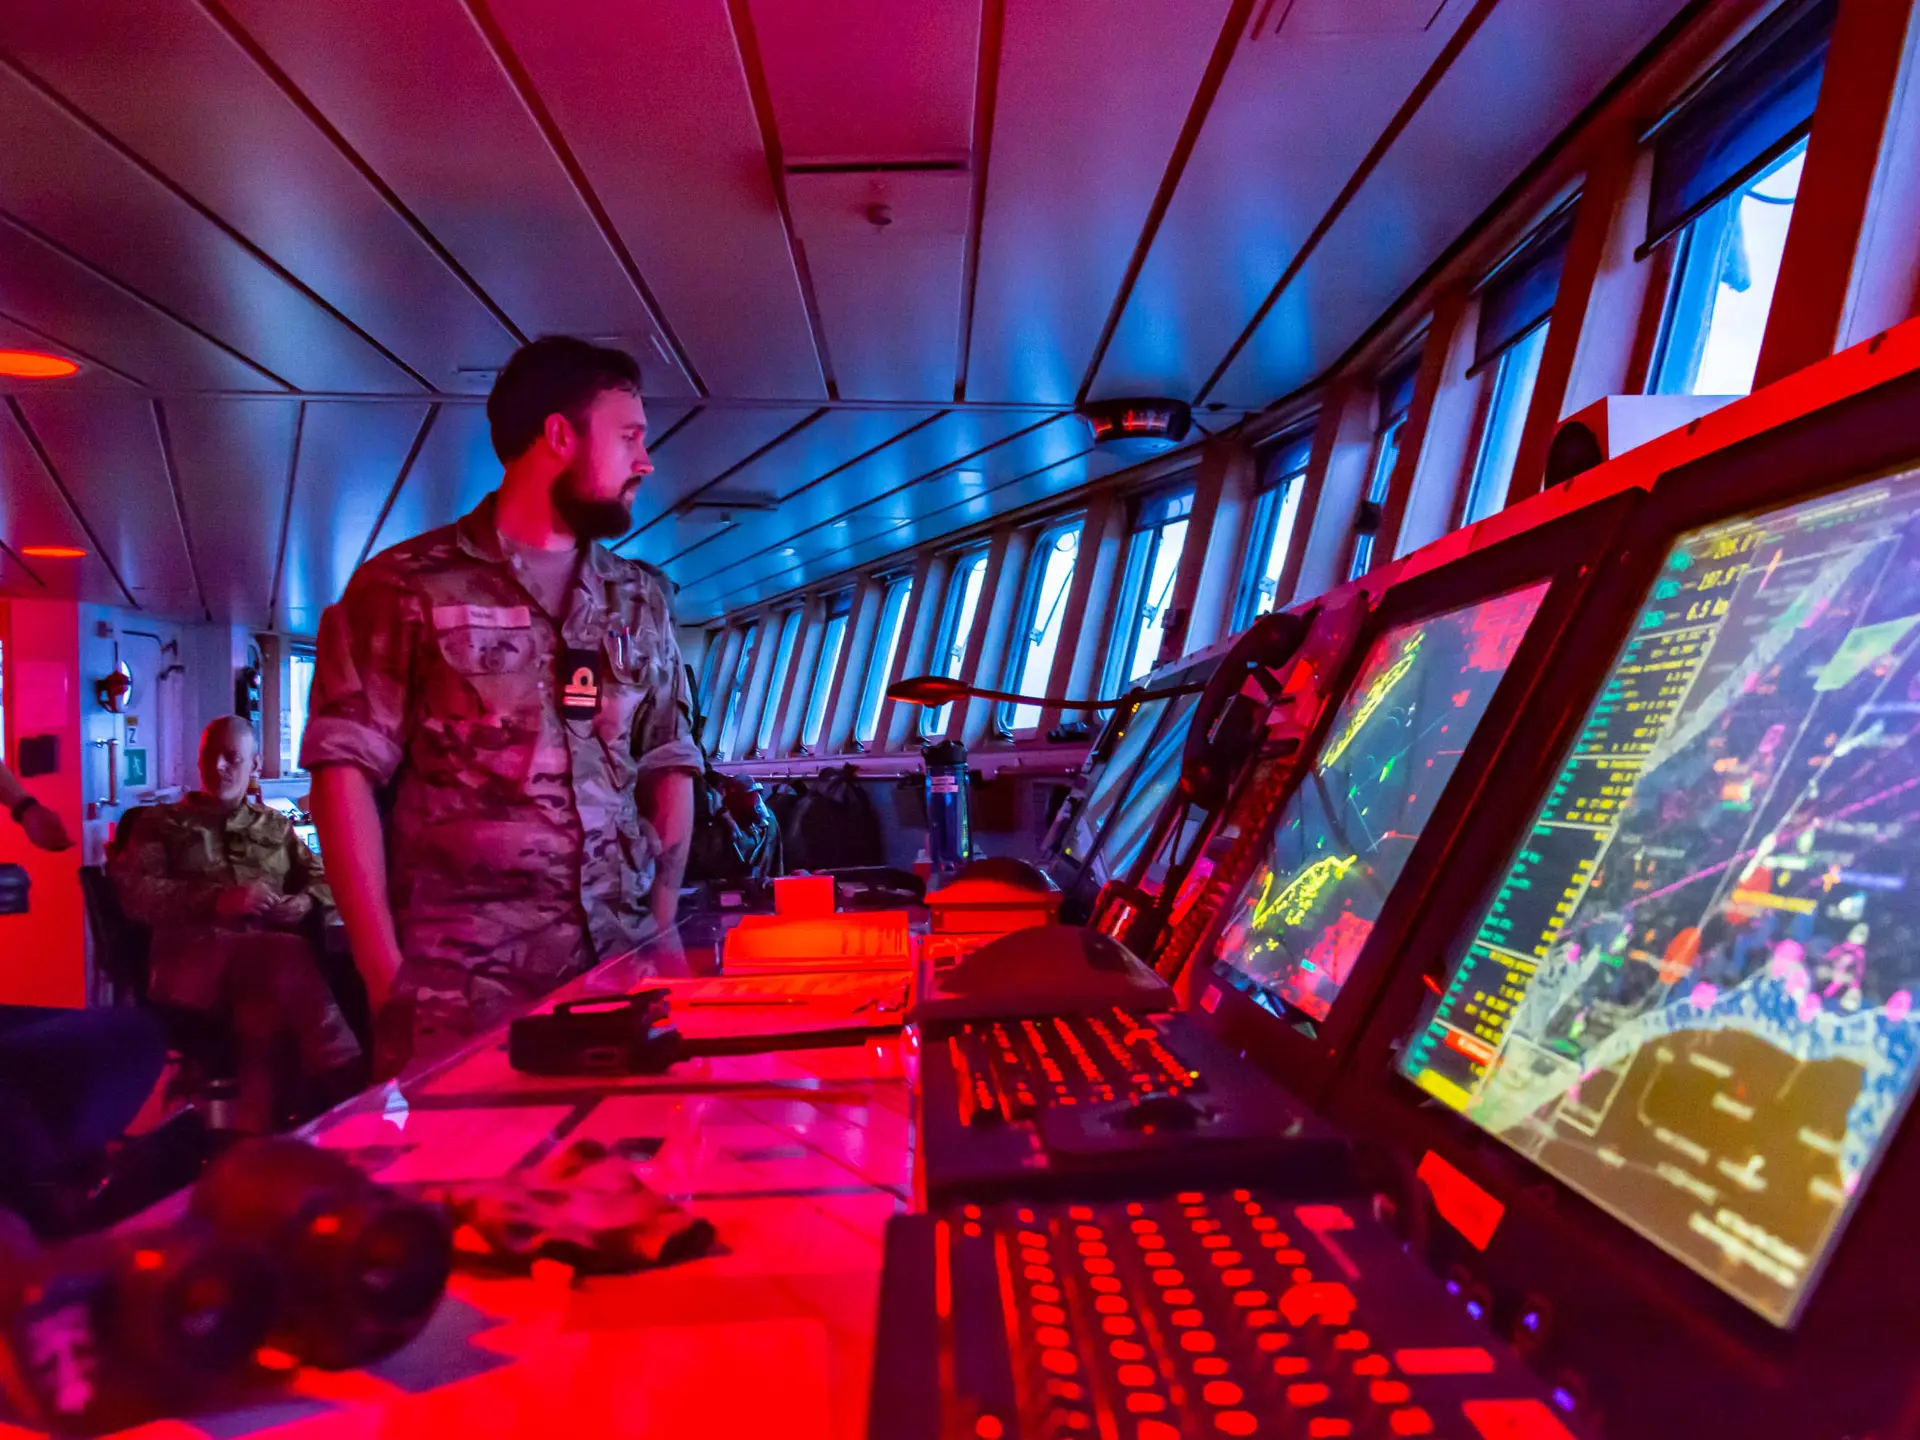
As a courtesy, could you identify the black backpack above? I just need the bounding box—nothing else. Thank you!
[779,765,884,872]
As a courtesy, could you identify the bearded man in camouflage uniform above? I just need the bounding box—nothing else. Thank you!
[304,337,701,1075]
[110,715,361,1131]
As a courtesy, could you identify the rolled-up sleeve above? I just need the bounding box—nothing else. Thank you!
[633,612,703,778]
[300,567,422,784]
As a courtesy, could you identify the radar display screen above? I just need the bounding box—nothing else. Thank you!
[1092,690,1204,885]
[1403,469,1920,1325]
[1215,583,1550,1022]
[1063,689,1195,865]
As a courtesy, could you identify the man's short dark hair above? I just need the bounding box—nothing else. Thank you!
[487,336,642,463]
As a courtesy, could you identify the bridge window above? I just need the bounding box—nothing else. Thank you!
[1350,355,1419,580]
[1001,520,1084,734]
[854,574,913,747]
[1646,0,1832,397]
[1234,433,1313,630]
[715,621,758,756]
[923,548,990,739]
[1105,486,1194,695]
[1461,208,1572,524]
[286,646,316,774]
[801,590,853,752]
[753,608,803,756]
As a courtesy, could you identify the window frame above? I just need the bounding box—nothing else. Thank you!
[1231,434,1313,632]
[997,517,1086,736]
[853,571,914,750]
[1460,321,1550,527]
[1101,484,1196,699]
[799,589,854,754]
[715,621,760,758]
[1349,355,1420,581]
[921,546,992,740]
[751,608,804,757]
[1648,134,1808,399]
[285,643,317,777]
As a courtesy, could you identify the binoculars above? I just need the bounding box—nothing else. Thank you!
[0,1138,452,1434]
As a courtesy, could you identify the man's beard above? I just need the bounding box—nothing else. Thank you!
[552,463,637,542]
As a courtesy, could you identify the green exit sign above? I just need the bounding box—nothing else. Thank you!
[124,747,148,787]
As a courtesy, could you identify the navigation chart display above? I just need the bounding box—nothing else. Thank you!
[1093,690,1202,884]
[1216,583,1550,1022]
[1063,690,1196,867]
[1403,468,1920,1324]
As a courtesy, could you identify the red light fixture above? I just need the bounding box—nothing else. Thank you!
[0,350,80,379]
[19,545,87,559]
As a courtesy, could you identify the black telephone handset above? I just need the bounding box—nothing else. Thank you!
[1178,608,1316,811]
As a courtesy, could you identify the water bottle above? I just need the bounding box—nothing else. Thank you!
[923,739,972,876]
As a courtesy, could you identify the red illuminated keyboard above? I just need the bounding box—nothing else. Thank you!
[919,1010,1352,1204]
[870,1189,1581,1440]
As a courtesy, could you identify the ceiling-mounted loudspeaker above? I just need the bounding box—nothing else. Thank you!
[1076,398,1193,450]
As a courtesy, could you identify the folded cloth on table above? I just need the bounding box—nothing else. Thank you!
[422,1139,716,1275]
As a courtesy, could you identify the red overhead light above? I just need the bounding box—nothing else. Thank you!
[19,545,87,558]
[0,350,80,378]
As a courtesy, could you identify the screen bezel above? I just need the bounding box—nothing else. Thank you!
[1194,490,1646,1106]
[1335,366,1920,1358]
[1057,652,1223,902]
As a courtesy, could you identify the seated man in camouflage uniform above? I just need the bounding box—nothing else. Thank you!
[109,716,362,1132]
[305,337,702,1075]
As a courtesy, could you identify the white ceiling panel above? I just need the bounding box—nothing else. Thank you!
[157,398,302,625]
[1208,0,1691,407]
[483,0,825,400]
[964,0,1236,405]
[1090,10,1473,404]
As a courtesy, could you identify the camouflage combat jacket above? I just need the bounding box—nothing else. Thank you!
[301,495,702,1022]
[108,795,333,972]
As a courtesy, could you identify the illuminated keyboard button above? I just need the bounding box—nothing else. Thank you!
[1212,1254,1246,1270]
[1075,1224,1104,1240]
[1110,1341,1146,1362]
[1127,1394,1166,1414]
[1370,1382,1412,1405]
[1203,1382,1245,1406]
[1202,1235,1233,1249]
[1032,1304,1067,1325]
[1040,1349,1080,1376]
[1018,1231,1048,1248]
[1103,1316,1137,1336]
[1094,1296,1130,1315]
[1194,1219,1223,1234]
[1219,1265,1252,1282]
[1035,1326,1070,1349]
[1079,1241,1109,1258]
[1130,1219,1159,1235]
[1162,1289,1195,1305]
[1273,1356,1310,1376]
[1193,1357,1229,1376]
[974,1418,1004,1439]
[1024,1266,1056,1283]
[1085,1259,1117,1275]
[1250,1217,1280,1233]
[1069,1206,1094,1221]
[1334,1331,1370,1352]
[1030,1284,1061,1302]
[1116,1363,1157,1388]
[1180,1331,1218,1354]
[1257,1334,1293,1353]
[1234,1292,1271,1308]
[1287,1383,1331,1407]
[1143,1251,1175,1267]
[1306,1421,1352,1439]
[1387,1409,1433,1436]
[1214,1411,1258,1436]
[1351,1356,1390,1377]
[1177,1192,1205,1204]
[1140,1421,1181,1440]
[1170,1309,1204,1327]
[1090,1276,1124,1294]
[1152,1270,1187,1288]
